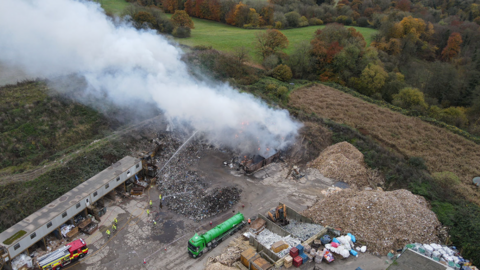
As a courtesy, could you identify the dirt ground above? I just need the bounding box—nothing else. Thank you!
[63,147,387,270]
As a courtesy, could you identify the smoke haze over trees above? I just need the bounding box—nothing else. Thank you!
[0,0,302,155]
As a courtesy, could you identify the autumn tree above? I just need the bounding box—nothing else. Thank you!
[232,46,250,63]
[392,87,428,110]
[162,0,180,13]
[226,2,250,26]
[134,11,157,27]
[441,32,462,61]
[255,29,289,59]
[396,0,411,12]
[272,64,293,81]
[171,10,195,29]
[350,64,388,96]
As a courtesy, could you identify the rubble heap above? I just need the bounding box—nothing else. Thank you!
[205,236,250,269]
[155,134,241,220]
[309,142,369,187]
[282,220,324,241]
[256,228,301,258]
[303,189,441,255]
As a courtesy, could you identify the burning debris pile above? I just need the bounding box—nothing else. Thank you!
[155,133,241,220]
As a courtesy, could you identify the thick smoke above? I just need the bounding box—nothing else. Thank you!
[0,0,302,155]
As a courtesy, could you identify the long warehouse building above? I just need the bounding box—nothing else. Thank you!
[0,156,142,265]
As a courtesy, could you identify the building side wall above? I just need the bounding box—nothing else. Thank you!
[6,160,142,259]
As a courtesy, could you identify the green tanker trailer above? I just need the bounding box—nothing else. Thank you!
[188,212,246,258]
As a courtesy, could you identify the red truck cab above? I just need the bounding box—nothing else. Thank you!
[38,238,89,270]
[69,238,88,259]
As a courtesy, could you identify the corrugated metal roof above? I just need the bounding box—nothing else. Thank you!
[0,156,140,247]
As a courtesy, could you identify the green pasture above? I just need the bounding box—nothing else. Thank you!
[97,0,130,15]
[169,16,378,62]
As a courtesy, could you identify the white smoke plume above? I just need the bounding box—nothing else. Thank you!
[0,0,302,155]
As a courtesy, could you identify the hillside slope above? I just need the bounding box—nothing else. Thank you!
[289,84,480,203]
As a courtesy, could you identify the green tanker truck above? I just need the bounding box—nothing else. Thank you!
[188,212,246,258]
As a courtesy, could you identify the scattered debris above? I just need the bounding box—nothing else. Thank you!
[309,142,371,188]
[205,236,250,269]
[303,189,441,255]
[320,186,343,196]
[282,220,324,241]
[255,228,301,258]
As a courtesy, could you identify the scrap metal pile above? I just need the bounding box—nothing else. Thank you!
[303,189,441,255]
[155,133,241,220]
[256,228,301,258]
[282,220,324,241]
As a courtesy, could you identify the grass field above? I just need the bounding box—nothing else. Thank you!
[289,84,480,204]
[97,0,130,15]
[169,16,378,61]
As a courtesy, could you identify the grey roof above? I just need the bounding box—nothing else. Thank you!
[0,156,140,248]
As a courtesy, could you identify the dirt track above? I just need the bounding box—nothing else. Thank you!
[289,84,480,203]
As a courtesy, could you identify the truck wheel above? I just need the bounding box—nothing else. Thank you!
[79,254,85,258]
[55,266,62,270]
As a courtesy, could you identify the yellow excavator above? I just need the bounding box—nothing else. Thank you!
[267,204,289,226]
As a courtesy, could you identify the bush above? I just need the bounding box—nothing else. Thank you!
[298,16,309,27]
[408,156,427,170]
[285,11,301,27]
[277,86,288,99]
[336,15,350,25]
[172,26,191,38]
[308,17,323,25]
[392,87,428,111]
[274,21,282,29]
[272,64,292,81]
[357,17,369,27]
[440,107,468,128]
[432,171,461,187]
[263,54,279,70]
[266,84,277,92]
[193,45,213,51]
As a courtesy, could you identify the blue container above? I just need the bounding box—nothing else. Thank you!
[296,244,304,253]
[348,233,356,243]
[332,238,340,244]
[350,250,358,257]
[320,235,332,245]
[300,253,308,264]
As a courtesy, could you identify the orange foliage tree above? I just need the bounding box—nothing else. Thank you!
[441,32,463,61]
[226,2,250,26]
[161,0,179,13]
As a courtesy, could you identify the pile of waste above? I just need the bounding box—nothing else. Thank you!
[256,228,301,258]
[11,254,33,270]
[282,220,324,241]
[205,236,250,269]
[309,142,369,187]
[402,243,474,269]
[323,234,365,258]
[303,189,441,255]
[60,224,75,238]
[155,134,241,220]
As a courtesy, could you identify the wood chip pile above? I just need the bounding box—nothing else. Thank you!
[309,142,369,187]
[205,236,250,269]
[303,189,441,255]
